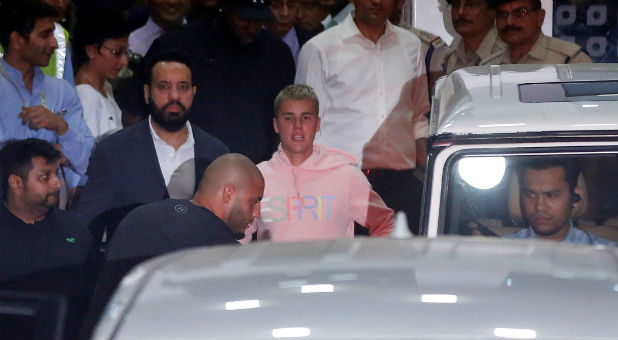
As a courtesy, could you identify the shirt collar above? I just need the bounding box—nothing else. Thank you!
[526,220,575,242]
[321,14,333,27]
[1,58,46,95]
[1,58,44,83]
[454,27,502,61]
[527,32,548,60]
[283,26,298,45]
[340,12,398,43]
[148,115,194,148]
[476,27,503,60]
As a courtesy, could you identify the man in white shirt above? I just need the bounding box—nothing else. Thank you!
[295,0,430,234]
[76,50,229,245]
[129,0,190,57]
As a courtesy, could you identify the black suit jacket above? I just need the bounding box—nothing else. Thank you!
[75,119,229,242]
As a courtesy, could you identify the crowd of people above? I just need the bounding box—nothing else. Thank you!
[0,0,602,338]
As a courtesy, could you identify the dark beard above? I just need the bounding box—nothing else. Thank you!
[148,98,191,132]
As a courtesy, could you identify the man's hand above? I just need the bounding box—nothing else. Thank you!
[18,105,69,135]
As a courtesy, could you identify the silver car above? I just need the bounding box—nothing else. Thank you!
[94,237,618,340]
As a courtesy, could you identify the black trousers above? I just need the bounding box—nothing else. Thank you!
[362,168,424,235]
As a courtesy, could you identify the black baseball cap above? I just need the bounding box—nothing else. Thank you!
[226,0,275,21]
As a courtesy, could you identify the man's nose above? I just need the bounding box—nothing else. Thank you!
[50,34,58,50]
[456,1,467,14]
[254,203,261,219]
[119,54,129,68]
[506,13,517,25]
[169,87,181,100]
[534,196,547,211]
[51,174,62,191]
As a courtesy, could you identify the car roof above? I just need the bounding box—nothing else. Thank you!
[431,63,618,137]
[94,237,618,340]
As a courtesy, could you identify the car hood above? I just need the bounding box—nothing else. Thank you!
[94,237,618,340]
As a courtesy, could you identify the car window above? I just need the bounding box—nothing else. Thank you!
[441,152,618,243]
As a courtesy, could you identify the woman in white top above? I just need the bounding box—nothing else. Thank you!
[73,7,130,139]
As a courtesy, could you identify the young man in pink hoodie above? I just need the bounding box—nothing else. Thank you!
[241,84,394,243]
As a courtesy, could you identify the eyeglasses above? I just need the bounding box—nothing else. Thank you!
[270,0,301,10]
[496,7,540,20]
[448,0,486,11]
[101,45,130,58]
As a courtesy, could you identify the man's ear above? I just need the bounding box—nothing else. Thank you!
[8,174,24,196]
[9,31,26,51]
[143,84,150,104]
[316,116,321,132]
[222,184,236,204]
[537,8,546,27]
[192,86,197,96]
[273,117,279,134]
[572,186,583,206]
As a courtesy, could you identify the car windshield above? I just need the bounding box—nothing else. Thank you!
[441,151,618,244]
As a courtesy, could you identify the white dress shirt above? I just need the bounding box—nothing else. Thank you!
[295,13,430,170]
[148,116,195,186]
[129,16,187,57]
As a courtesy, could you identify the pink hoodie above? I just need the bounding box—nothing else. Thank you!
[241,144,394,243]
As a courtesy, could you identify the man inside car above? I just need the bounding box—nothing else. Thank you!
[506,158,615,246]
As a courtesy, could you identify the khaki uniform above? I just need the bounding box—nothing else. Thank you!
[502,33,593,64]
[400,24,449,96]
[444,27,506,74]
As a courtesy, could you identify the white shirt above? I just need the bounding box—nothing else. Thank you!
[76,82,122,139]
[148,116,195,186]
[295,13,430,170]
[129,16,187,57]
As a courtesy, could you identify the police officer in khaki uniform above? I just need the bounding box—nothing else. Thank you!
[493,0,592,64]
[389,2,449,97]
[443,0,506,74]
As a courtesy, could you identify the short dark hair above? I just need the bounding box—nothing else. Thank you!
[488,0,541,10]
[517,157,581,194]
[0,138,62,199]
[0,0,58,52]
[274,84,320,117]
[72,6,131,71]
[142,49,195,85]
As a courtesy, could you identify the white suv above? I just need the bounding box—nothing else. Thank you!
[422,63,618,243]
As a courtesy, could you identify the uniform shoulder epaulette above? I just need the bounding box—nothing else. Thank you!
[546,36,584,57]
[406,26,444,47]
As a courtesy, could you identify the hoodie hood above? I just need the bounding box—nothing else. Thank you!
[270,143,359,172]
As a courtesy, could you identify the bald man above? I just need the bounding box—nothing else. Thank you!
[104,153,264,263]
[83,154,264,333]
